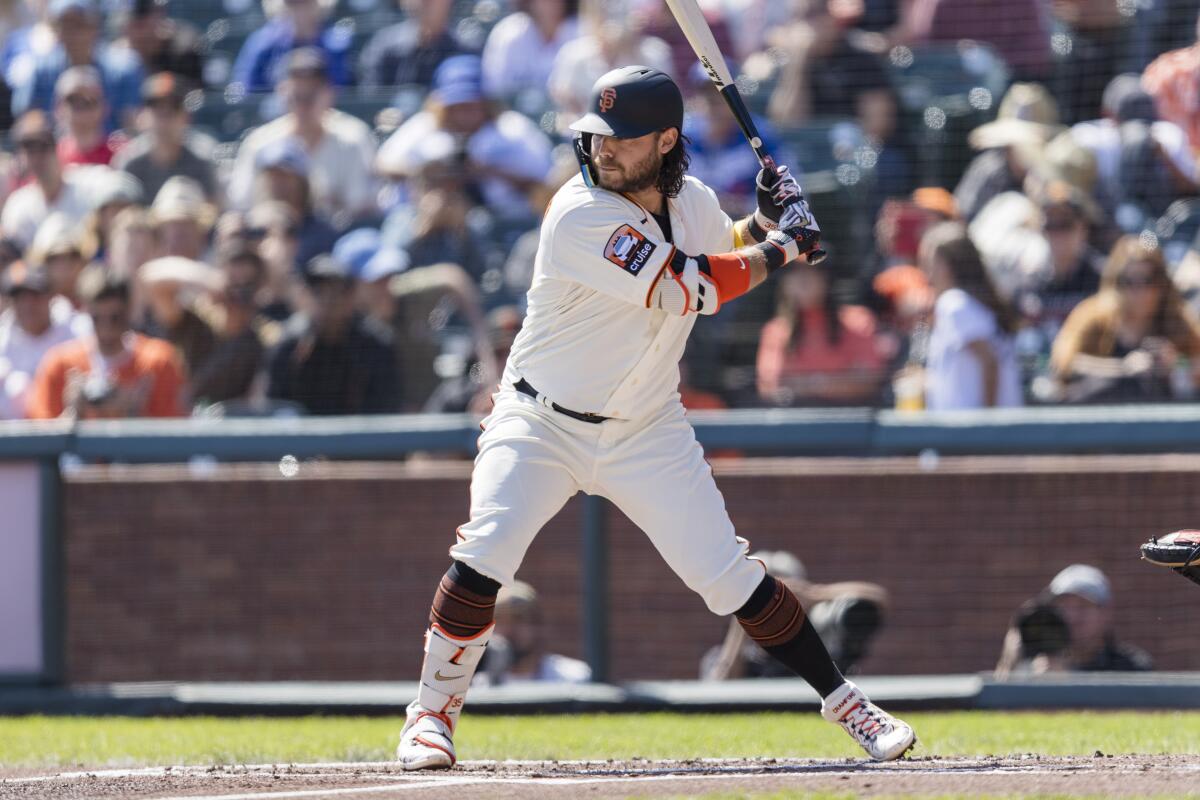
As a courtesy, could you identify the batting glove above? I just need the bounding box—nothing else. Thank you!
[754,164,803,228]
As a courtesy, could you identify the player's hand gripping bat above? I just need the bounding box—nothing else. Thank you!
[664,0,827,265]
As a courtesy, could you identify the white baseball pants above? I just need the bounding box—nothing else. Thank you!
[449,390,765,616]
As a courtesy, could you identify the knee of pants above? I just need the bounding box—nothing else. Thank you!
[694,550,767,617]
[447,515,530,589]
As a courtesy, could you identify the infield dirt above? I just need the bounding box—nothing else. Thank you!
[2,755,1196,799]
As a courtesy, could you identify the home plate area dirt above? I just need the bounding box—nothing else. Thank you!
[2,755,1196,799]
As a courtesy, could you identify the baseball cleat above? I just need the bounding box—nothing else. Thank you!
[821,680,916,762]
[397,702,456,770]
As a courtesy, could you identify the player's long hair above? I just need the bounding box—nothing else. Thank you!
[657,132,691,198]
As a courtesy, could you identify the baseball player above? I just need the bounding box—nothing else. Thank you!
[397,65,916,768]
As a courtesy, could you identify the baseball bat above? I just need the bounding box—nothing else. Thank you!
[663,0,826,264]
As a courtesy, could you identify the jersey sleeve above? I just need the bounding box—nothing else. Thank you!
[546,203,676,308]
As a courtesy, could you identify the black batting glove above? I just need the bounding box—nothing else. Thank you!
[754,164,803,226]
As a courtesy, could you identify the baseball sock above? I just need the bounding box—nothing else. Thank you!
[735,573,845,698]
[429,560,500,637]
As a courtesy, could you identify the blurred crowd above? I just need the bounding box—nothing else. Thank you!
[4,0,1200,421]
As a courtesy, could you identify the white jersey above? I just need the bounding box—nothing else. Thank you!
[503,173,735,421]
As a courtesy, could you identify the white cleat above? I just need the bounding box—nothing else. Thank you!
[397,702,456,770]
[821,680,917,762]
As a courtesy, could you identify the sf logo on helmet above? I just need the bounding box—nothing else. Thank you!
[599,87,617,113]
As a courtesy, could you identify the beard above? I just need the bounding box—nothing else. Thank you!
[594,147,663,193]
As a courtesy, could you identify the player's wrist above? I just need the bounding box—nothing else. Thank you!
[750,210,777,241]
[762,230,799,272]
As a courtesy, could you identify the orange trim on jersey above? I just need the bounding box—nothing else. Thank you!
[643,245,677,308]
[705,252,753,305]
[430,621,495,643]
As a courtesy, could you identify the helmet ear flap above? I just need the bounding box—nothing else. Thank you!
[573,134,598,187]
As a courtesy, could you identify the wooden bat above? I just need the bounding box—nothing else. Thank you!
[663,0,827,263]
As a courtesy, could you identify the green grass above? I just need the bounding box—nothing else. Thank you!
[0,711,1197,769]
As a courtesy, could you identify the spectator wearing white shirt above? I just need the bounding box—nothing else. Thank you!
[481,0,580,99]
[0,110,94,249]
[919,222,1022,410]
[376,55,553,221]
[547,0,673,129]
[228,48,377,229]
[479,581,592,685]
[0,262,85,419]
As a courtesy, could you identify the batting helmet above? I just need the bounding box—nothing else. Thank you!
[570,65,684,138]
[571,65,684,186]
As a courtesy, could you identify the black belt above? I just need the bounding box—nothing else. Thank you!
[514,378,609,424]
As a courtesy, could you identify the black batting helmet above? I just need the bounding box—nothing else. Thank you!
[570,65,684,138]
[571,65,684,186]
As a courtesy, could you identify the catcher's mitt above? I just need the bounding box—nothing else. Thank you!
[1141,530,1200,587]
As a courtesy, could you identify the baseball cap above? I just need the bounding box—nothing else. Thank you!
[1102,73,1157,124]
[332,228,381,276]
[360,248,409,283]
[1049,564,1111,606]
[1,262,50,295]
[49,0,100,20]
[89,171,144,211]
[969,83,1063,150]
[54,66,103,100]
[284,46,330,81]
[255,138,310,177]
[303,254,354,286]
[432,55,484,106]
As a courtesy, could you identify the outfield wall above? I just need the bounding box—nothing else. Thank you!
[63,456,1200,683]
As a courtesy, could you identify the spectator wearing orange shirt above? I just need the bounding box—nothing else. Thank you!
[757,256,890,407]
[26,268,184,419]
[1143,14,1200,155]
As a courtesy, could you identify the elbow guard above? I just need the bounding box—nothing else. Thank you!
[647,249,754,316]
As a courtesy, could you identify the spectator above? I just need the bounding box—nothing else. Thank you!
[385,141,489,281]
[481,0,579,99]
[114,72,218,202]
[387,262,492,411]
[1050,236,1200,403]
[918,222,1022,410]
[26,268,185,419]
[246,141,339,268]
[188,248,269,406]
[0,262,84,419]
[354,247,409,327]
[1003,182,1105,355]
[548,0,672,127]
[266,255,399,414]
[230,48,377,228]
[1143,13,1200,156]
[107,206,161,279]
[243,201,311,319]
[683,61,782,215]
[479,581,592,685]
[12,0,144,132]
[1048,0,1127,125]
[53,66,117,167]
[83,171,144,265]
[114,0,203,86]
[994,564,1153,677]
[359,0,467,90]
[871,188,959,277]
[757,254,890,407]
[232,0,352,93]
[29,214,92,310]
[702,550,890,678]
[425,304,519,414]
[150,176,215,261]
[955,83,1063,222]
[138,255,222,384]
[1,111,94,249]
[377,55,553,222]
